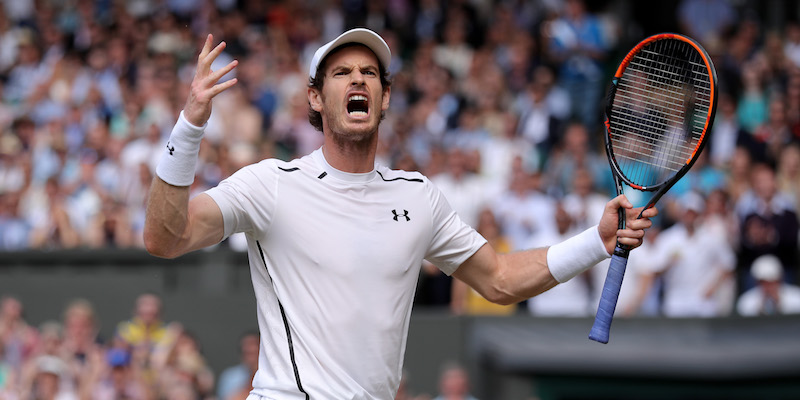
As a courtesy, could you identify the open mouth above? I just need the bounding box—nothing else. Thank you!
[347,95,369,117]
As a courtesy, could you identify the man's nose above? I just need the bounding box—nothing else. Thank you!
[351,70,365,85]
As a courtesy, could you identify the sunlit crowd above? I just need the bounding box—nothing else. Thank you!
[1,0,800,397]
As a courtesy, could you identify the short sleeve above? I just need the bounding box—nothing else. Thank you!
[423,179,487,276]
[204,159,278,239]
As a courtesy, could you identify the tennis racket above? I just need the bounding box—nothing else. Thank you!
[588,33,718,343]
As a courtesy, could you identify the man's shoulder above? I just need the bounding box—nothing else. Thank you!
[375,165,427,184]
[230,155,311,179]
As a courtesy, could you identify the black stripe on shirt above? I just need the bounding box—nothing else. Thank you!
[376,170,423,183]
[256,241,310,399]
[278,166,300,172]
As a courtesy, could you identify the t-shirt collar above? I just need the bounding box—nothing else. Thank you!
[312,147,377,183]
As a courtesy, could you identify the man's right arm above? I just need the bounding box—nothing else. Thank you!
[143,182,223,259]
[143,34,237,258]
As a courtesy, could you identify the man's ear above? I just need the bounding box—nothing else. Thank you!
[381,86,391,111]
[308,88,323,112]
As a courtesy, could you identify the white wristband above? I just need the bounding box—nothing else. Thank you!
[156,111,206,186]
[547,225,610,283]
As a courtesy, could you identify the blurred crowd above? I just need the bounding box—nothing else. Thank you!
[0,0,798,370]
[1,293,483,400]
[0,293,246,400]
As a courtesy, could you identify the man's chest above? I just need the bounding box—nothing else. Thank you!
[266,177,432,276]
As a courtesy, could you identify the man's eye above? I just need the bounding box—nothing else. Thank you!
[364,70,376,76]
[334,71,346,76]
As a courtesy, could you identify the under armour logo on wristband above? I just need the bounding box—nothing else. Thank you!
[392,209,410,221]
[166,141,175,156]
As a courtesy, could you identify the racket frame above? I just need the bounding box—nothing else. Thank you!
[604,33,718,218]
[590,33,718,343]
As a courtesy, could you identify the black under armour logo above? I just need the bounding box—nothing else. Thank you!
[166,141,175,155]
[392,209,410,222]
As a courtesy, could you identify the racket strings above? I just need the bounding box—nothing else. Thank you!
[609,38,711,188]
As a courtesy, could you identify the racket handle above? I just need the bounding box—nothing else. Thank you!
[589,249,629,344]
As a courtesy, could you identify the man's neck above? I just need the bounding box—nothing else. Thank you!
[322,133,378,173]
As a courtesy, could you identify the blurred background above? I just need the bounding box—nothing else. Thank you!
[1,0,799,399]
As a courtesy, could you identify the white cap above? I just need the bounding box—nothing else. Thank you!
[752,254,783,282]
[36,355,66,376]
[679,191,705,214]
[309,28,391,79]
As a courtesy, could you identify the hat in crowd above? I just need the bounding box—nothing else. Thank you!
[309,28,391,79]
[679,191,705,214]
[35,355,66,377]
[106,348,131,368]
[752,254,783,282]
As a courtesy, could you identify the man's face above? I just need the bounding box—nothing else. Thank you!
[309,45,390,142]
[136,295,161,325]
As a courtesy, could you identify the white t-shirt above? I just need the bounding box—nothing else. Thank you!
[430,172,489,228]
[736,285,800,316]
[205,148,486,399]
[649,223,735,317]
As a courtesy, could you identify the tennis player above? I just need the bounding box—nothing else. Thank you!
[144,28,656,399]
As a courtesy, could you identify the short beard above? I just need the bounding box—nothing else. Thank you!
[329,124,376,150]
[325,111,385,148]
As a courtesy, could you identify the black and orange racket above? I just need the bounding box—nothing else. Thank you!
[589,33,717,343]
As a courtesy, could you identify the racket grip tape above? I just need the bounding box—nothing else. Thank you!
[589,249,628,344]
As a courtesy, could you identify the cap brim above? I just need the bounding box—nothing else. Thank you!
[309,28,391,79]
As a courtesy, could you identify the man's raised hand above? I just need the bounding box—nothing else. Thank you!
[183,34,239,127]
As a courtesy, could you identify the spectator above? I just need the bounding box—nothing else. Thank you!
[217,331,259,400]
[394,370,431,400]
[450,208,516,316]
[115,293,168,353]
[645,192,736,317]
[776,143,800,210]
[606,225,664,317]
[737,61,769,137]
[668,151,727,199]
[20,177,80,249]
[750,95,794,165]
[431,147,488,229]
[433,362,478,400]
[0,297,38,370]
[737,254,800,316]
[704,188,739,249]
[60,300,101,376]
[526,203,592,317]
[83,347,150,400]
[708,91,751,169]
[433,18,474,80]
[561,167,609,231]
[514,67,563,162]
[151,327,214,400]
[543,0,609,130]
[86,197,134,248]
[0,343,14,399]
[736,163,799,288]
[20,355,77,400]
[784,22,800,68]
[0,191,32,250]
[0,134,26,196]
[205,84,263,147]
[677,0,737,46]
[4,29,49,105]
[491,166,556,251]
[543,121,610,198]
[726,146,753,204]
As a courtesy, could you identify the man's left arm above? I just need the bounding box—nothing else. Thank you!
[453,195,657,305]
